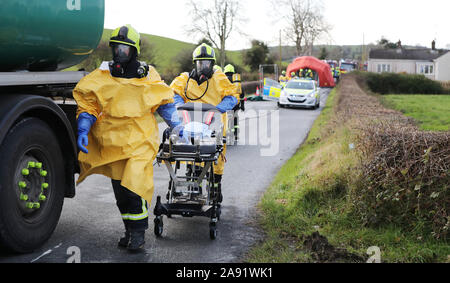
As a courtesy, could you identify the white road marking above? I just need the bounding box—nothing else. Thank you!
[30,243,63,263]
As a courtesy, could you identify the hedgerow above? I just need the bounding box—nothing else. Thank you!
[338,75,449,239]
[354,72,448,95]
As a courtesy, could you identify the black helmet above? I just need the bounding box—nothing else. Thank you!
[109,25,140,64]
[192,43,216,82]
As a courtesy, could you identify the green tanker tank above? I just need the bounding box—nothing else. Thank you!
[0,0,105,71]
[0,0,106,254]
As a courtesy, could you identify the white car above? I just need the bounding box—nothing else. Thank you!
[278,79,321,109]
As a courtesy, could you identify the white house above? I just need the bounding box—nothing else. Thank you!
[368,41,450,81]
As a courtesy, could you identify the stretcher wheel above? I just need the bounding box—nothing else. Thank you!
[209,222,217,240]
[154,217,163,237]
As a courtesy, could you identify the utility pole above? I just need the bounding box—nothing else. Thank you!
[279,29,282,71]
[361,33,366,70]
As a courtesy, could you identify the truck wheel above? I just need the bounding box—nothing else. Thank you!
[0,117,65,253]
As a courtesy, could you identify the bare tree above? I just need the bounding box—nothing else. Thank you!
[186,0,242,68]
[275,0,330,56]
[303,3,331,56]
[283,0,310,56]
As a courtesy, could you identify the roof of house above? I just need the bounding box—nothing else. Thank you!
[369,48,449,61]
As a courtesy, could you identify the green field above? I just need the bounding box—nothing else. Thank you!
[141,32,244,71]
[382,95,450,131]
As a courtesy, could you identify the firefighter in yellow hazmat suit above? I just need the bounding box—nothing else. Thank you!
[279,71,288,84]
[73,25,181,252]
[170,43,239,203]
[224,64,245,144]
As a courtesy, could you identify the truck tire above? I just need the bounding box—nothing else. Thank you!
[0,117,65,253]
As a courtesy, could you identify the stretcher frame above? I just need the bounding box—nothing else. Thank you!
[153,103,225,239]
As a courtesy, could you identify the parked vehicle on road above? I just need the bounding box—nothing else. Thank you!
[278,79,320,109]
[340,60,358,74]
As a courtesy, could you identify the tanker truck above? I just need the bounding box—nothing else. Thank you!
[0,0,105,253]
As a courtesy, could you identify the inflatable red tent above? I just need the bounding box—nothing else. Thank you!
[286,56,335,88]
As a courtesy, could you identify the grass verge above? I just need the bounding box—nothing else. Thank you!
[246,80,449,263]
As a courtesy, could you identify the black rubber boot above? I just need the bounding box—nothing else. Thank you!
[214,174,223,204]
[118,230,130,248]
[217,183,223,204]
[128,231,145,252]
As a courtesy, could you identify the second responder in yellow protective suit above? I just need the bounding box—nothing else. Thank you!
[224,63,245,144]
[279,71,288,84]
[73,25,181,251]
[170,43,239,203]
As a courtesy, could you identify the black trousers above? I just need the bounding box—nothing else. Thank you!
[111,180,149,232]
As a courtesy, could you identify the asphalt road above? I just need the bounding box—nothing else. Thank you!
[0,89,330,263]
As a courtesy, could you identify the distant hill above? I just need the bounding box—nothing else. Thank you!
[269,43,439,64]
[68,29,244,78]
[268,44,373,63]
[68,29,390,78]
[141,31,244,72]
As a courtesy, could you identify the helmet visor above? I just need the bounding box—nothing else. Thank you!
[111,43,133,64]
[195,60,214,77]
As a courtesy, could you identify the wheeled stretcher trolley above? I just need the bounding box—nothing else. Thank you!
[154,103,225,239]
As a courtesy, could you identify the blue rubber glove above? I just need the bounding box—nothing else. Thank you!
[173,94,186,108]
[77,112,97,154]
[157,102,182,129]
[216,96,238,113]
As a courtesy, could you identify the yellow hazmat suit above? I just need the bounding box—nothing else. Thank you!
[73,65,175,203]
[170,71,239,175]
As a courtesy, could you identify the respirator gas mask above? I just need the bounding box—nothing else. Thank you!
[110,43,134,77]
[192,60,214,84]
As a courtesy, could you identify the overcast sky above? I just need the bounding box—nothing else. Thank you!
[104,0,450,50]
